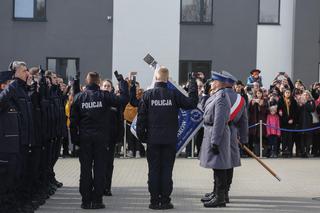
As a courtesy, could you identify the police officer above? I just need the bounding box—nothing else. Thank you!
[46,71,64,189]
[100,79,124,196]
[199,71,231,208]
[70,71,129,209]
[27,67,47,208]
[136,66,198,210]
[0,61,35,213]
[201,71,248,204]
[0,70,20,213]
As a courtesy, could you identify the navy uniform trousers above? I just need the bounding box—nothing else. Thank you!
[147,143,176,204]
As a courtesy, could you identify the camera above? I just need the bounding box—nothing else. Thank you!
[143,53,158,69]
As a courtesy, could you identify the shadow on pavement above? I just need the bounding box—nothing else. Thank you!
[37,186,320,213]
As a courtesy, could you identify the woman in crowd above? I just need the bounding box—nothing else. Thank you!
[101,79,124,196]
[277,89,298,157]
[248,88,267,155]
[297,90,316,158]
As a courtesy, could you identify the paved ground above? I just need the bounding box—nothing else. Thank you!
[37,158,320,213]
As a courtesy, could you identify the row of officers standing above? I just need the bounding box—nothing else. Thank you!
[0,62,249,211]
[0,61,69,213]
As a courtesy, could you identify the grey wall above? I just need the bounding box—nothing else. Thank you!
[179,0,258,82]
[293,0,320,85]
[0,0,113,82]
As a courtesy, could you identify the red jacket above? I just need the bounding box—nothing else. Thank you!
[266,114,281,136]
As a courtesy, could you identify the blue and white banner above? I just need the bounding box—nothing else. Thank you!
[130,80,204,156]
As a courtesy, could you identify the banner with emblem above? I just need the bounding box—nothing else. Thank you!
[130,80,204,156]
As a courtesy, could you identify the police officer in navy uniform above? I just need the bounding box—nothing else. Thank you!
[46,71,64,189]
[0,70,21,213]
[136,66,198,210]
[0,61,36,213]
[199,71,231,208]
[70,71,129,209]
[27,67,47,208]
[201,71,248,205]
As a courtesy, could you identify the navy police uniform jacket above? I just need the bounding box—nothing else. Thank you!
[70,81,129,145]
[0,78,35,147]
[136,81,198,145]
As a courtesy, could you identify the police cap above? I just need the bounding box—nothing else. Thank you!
[221,70,237,84]
[211,71,229,83]
[0,70,12,84]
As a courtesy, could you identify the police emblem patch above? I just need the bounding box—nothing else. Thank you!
[190,109,202,122]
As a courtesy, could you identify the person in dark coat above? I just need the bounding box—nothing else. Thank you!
[298,90,316,158]
[248,88,267,155]
[136,66,198,210]
[0,61,36,213]
[0,70,21,213]
[101,79,125,196]
[70,72,129,209]
[277,89,298,157]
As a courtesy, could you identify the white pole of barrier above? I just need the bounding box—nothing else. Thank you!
[191,137,195,158]
[123,120,127,158]
[260,120,263,158]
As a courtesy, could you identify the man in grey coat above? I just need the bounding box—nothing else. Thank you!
[201,71,248,204]
[199,71,231,208]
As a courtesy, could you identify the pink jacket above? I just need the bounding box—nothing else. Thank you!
[266,114,281,136]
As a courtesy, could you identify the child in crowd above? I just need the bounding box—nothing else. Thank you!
[266,105,281,158]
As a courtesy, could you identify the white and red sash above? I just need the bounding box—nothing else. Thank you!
[229,94,245,122]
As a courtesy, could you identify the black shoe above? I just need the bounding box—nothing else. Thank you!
[201,192,215,203]
[81,203,92,209]
[161,202,174,210]
[54,180,63,188]
[149,203,161,210]
[103,190,113,196]
[203,196,226,208]
[91,202,105,209]
[21,204,35,213]
[204,191,214,197]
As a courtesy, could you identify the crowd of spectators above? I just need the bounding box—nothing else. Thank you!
[186,69,320,158]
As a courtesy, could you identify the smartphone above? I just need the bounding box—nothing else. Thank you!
[130,71,137,76]
[114,70,119,77]
[143,54,155,65]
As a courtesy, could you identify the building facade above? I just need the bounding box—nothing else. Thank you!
[0,0,319,87]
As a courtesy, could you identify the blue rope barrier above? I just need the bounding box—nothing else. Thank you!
[263,123,320,132]
[248,123,260,129]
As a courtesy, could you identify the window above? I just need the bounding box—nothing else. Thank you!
[181,0,213,24]
[258,0,280,25]
[47,58,80,82]
[14,0,46,20]
[179,60,212,84]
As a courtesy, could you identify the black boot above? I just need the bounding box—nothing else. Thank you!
[203,192,226,208]
[91,202,106,209]
[225,191,230,203]
[103,189,112,196]
[201,191,215,203]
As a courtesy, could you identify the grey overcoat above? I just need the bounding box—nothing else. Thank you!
[199,89,232,169]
